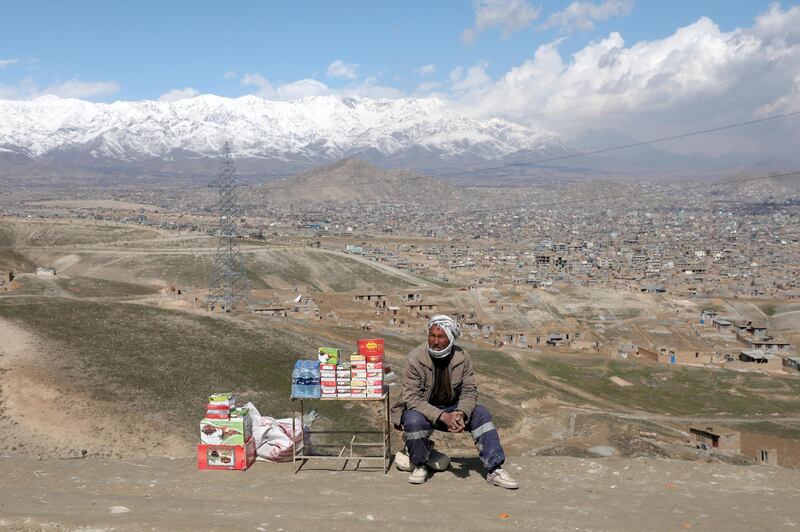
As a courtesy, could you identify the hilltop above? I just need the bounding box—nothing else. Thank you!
[254,158,465,205]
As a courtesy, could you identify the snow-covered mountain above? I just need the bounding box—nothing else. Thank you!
[0,94,570,177]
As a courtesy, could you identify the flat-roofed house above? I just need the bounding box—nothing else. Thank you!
[689,425,740,451]
[712,318,733,332]
[783,356,800,373]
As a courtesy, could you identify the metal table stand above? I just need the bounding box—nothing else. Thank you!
[290,392,391,476]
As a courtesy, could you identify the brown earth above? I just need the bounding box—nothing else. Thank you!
[0,456,798,531]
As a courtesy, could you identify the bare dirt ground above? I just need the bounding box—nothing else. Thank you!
[0,456,797,531]
[0,316,187,459]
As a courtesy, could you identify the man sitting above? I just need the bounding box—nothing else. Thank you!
[391,315,518,489]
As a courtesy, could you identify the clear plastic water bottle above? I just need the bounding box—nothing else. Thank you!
[309,360,321,398]
[302,360,312,398]
[291,360,303,398]
[292,360,322,398]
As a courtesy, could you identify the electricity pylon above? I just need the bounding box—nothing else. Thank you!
[207,141,249,311]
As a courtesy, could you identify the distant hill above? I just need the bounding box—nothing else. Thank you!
[252,158,466,205]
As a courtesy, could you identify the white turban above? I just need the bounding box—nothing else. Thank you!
[427,315,461,359]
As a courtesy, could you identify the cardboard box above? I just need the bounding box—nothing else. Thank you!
[350,354,366,362]
[318,347,340,364]
[321,379,337,387]
[320,363,337,372]
[350,393,368,398]
[200,413,253,445]
[197,437,255,470]
[205,403,231,416]
[208,392,236,408]
[366,362,383,370]
[358,339,384,356]
[320,370,336,378]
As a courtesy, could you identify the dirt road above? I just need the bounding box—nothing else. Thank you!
[1,456,797,531]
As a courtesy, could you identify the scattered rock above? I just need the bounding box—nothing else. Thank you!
[589,446,616,457]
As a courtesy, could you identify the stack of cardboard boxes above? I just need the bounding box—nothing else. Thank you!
[297,340,386,400]
[359,339,385,398]
[336,363,351,397]
[319,348,340,399]
[350,353,367,398]
[197,393,256,470]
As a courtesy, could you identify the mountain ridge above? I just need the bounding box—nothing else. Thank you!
[0,94,568,168]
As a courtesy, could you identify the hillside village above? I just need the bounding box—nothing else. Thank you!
[2,161,800,476]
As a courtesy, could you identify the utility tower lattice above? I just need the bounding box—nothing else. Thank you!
[207,142,249,311]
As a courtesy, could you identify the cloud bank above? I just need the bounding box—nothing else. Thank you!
[462,0,541,43]
[541,0,634,33]
[451,4,800,154]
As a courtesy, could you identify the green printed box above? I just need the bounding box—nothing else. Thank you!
[200,410,252,445]
[318,347,341,364]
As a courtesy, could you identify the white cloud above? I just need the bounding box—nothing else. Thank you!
[451,61,492,94]
[241,73,329,99]
[450,3,800,157]
[275,79,331,99]
[0,58,20,68]
[415,81,445,93]
[240,72,401,100]
[326,59,359,80]
[542,0,634,33]
[158,87,201,102]
[0,77,120,100]
[462,0,541,43]
[414,64,437,77]
[43,80,120,99]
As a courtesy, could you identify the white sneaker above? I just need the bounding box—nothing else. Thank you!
[486,468,519,489]
[408,466,428,484]
[396,448,450,472]
[395,450,412,472]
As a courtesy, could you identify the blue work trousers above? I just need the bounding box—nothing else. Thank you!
[401,404,505,472]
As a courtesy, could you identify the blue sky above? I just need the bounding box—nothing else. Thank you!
[0,1,787,101]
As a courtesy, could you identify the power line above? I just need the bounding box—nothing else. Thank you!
[249,110,800,194]
[428,110,800,178]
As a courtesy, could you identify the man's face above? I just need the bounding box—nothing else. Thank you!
[428,324,450,351]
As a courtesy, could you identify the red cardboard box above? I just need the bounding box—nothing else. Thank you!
[358,339,384,357]
[197,437,256,470]
[205,404,231,420]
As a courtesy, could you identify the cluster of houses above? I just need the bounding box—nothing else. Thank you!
[619,309,797,373]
